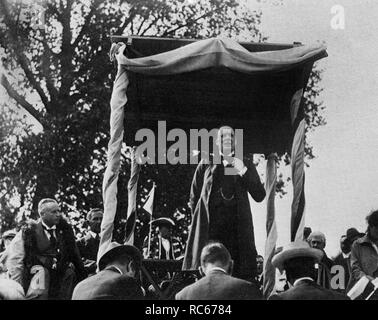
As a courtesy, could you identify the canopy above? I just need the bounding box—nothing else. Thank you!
[98,36,327,266]
[114,37,326,155]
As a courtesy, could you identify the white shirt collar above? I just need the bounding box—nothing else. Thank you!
[342,252,351,259]
[207,266,228,275]
[41,220,56,230]
[293,277,314,287]
[107,265,123,275]
[88,230,98,239]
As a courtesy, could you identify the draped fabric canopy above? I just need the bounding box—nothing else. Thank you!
[116,37,326,75]
[98,37,327,266]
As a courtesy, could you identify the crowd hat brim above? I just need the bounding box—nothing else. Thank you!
[98,242,142,271]
[345,228,365,241]
[272,241,324,271]
[150,217,175,227]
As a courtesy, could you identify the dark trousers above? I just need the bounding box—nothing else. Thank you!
[208,201,240,275]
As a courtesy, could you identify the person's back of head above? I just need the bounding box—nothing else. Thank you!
[200,242,233,276]
[283,256,316,285]
[111,251,142,279]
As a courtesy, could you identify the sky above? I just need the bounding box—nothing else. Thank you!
[248,0,378,258]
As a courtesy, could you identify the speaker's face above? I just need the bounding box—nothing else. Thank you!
[217,126,235,155]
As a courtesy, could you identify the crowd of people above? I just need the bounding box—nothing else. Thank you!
[0,127,377,300]
[0,196,377,300]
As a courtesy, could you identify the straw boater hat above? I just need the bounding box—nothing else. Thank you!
[98,242,142,271]
[150,217,175,227]
[272,241,324,271]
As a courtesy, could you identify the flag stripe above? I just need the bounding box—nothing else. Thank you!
[143,184,156,215]
[124,151,141,244]
[290,109,306,241]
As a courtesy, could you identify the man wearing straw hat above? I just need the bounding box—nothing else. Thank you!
[142,217,182,260]
[268,241,349,300]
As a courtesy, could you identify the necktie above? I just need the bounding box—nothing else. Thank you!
[46,229,57,248]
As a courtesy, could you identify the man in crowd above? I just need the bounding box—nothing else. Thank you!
[183,126,266,281]
[176,242,261,300]
[349,210,378,290]
[303,227,312,242]
[333,235,350,292]
[255,254,264,291]
[6,198,86,299]
[269,241,349,300]
[143,217,182,260]
[333,228,364,292]
[77,208,103,275]
[308,231,334,289]
[72,242,144,300]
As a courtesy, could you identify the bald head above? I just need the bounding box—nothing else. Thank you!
[308,231,326,250]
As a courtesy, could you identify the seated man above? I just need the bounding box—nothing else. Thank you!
[72,242,144,300]
[175,242,261,300]
[269,241,349,300]
[77,208,103,275]
[6,198,86,299]
[308,231,334,289]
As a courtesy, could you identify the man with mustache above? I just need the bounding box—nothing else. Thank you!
[6,198,86,299]
[77,208,103,275]
[183,126,266,282]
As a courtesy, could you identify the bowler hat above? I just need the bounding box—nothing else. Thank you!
[346,228,364,242]
[272,241,323,271]
[98,242,142,271]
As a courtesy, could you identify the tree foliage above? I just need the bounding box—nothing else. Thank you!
[0,0,325,250]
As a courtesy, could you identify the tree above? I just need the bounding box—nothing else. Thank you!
[0,0,325,249]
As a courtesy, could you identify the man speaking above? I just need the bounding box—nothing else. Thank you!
[183,126,266,281]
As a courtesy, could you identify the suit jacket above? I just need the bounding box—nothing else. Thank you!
[269,279,349,300]
[72,267,144,300]
[6,219,86,288]
[333,252,351,292]
[349,235,378,290]
[182,158,266,280]
[77,233,100,262]
[175,269,262,300]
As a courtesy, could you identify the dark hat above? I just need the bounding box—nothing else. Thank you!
[98,242,142,271]
[151,217,175,227]
[346,228,364,242]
